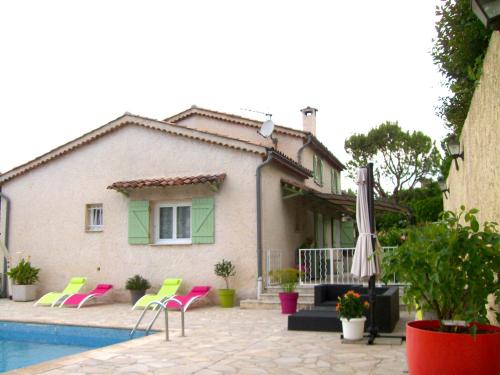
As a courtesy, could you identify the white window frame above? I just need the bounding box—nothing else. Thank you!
[154,202,192,245]
[86,204,103,232]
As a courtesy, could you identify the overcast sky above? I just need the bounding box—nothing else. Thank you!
[0,1,448,187]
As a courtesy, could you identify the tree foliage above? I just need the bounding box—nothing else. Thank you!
[432,0,491,139]
[344,121,441,202]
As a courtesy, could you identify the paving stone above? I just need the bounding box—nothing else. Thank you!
[0,300,407,375]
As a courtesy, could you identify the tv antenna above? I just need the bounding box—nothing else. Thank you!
[240,108,278,145]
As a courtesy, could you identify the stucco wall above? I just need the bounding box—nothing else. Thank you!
[443,31,499,325]
[444,32,500,225]
[173,116,305,163]
[3,125,261,302]
[174,115,343,194]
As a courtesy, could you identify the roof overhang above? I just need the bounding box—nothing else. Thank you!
[107,174,226,195]
[281,179,407,215]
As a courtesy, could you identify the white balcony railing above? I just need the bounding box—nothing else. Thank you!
[265,247,399,287]
[298,247,398,285]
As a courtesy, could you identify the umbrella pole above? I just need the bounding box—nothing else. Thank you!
[366,163,379,345]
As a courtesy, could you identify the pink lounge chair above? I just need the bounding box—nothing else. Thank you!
[60,284,113,309]
[130,286,211,340]
[166,286,211,311]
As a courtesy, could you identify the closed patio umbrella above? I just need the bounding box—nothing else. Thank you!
[351,167,380,281]
[350,163,380,344]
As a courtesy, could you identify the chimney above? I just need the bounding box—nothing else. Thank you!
[300,106,318,136]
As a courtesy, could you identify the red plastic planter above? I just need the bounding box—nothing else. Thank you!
[279,292,299,314]
[406,320,500,375]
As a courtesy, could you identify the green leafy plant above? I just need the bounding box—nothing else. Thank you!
[381,207,500,333]
[125,275,151,291]
[214,259,236,289]
[7,258,40,285]
[336,290,370,320]
[269,268,302,293]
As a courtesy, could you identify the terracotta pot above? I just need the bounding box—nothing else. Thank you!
[406,320,500,375]
[279,292,298,314]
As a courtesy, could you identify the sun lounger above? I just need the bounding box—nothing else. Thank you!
[60,284,113,309]
[34,277,87,307]
[166,285,211,311]
[130,286,212,340]
[132,278,182,310]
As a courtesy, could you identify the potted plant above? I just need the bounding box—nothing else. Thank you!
[336,290,370,340]
[382,207,500,375]
[214,259,236,308]
[7,257,40,302]
[269,268,301,314]
[125,274,151,306]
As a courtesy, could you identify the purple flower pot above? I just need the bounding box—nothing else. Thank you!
[279,292,299,314]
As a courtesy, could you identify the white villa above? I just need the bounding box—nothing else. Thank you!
[0,106,401,302]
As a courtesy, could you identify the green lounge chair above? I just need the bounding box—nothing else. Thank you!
[34,277,87,307]
[132,278,182,310]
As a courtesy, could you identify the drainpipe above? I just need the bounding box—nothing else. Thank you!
[297,133,313,165]
[256,151,273,299]
[0,189,11,298]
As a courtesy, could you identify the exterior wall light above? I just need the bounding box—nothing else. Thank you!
[447,138,464,171]
[438,178,450,199]
[472,0,500,30]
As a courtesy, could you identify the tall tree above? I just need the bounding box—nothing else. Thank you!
[344,121,441,202]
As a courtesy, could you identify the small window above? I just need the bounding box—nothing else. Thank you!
[155,203,191,244]
[86,204,103,232]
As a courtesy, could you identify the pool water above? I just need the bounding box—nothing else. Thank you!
[0,321,148,373]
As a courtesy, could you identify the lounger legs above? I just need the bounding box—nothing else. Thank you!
[181,309,185,337]
[164,309,169,341]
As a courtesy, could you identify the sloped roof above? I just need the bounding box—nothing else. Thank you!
[0,113,311,184]
[281,179,407,214]
[165,106,345,171]
[108,174,226,191]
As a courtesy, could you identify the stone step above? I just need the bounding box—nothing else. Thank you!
[258,293,314,303]
[240,299,312,310]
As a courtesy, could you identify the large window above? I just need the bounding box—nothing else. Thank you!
[86,204,103,232]
[155,203,191,244]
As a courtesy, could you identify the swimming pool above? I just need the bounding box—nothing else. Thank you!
[0,321,148,373]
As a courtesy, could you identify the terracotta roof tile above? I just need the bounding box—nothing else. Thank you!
[107,173,226,191]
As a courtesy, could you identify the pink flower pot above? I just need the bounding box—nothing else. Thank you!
[279,292,299,314]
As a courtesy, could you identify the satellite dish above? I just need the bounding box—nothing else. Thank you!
[258,118,275,138]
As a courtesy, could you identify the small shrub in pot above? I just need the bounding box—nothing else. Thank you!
[214,259,236,308]
[125,274,151,305]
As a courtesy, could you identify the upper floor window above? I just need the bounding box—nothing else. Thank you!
[155,203,192,244]
[331,169,341,194]
[313,154,323,186]
[86,204,103,232]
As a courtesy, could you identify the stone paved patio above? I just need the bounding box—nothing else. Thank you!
[0,299,408,374]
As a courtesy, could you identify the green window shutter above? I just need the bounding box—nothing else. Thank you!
[336,171,341,194]
[330,169,334,193]
[323,217,329,247]
[192,197,215,244]
[340,220,355,248]
[128,200,150,244]
[312,155,318,182]
[318,159,323,186]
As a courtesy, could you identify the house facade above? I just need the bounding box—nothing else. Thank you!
[0,106,373,302]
